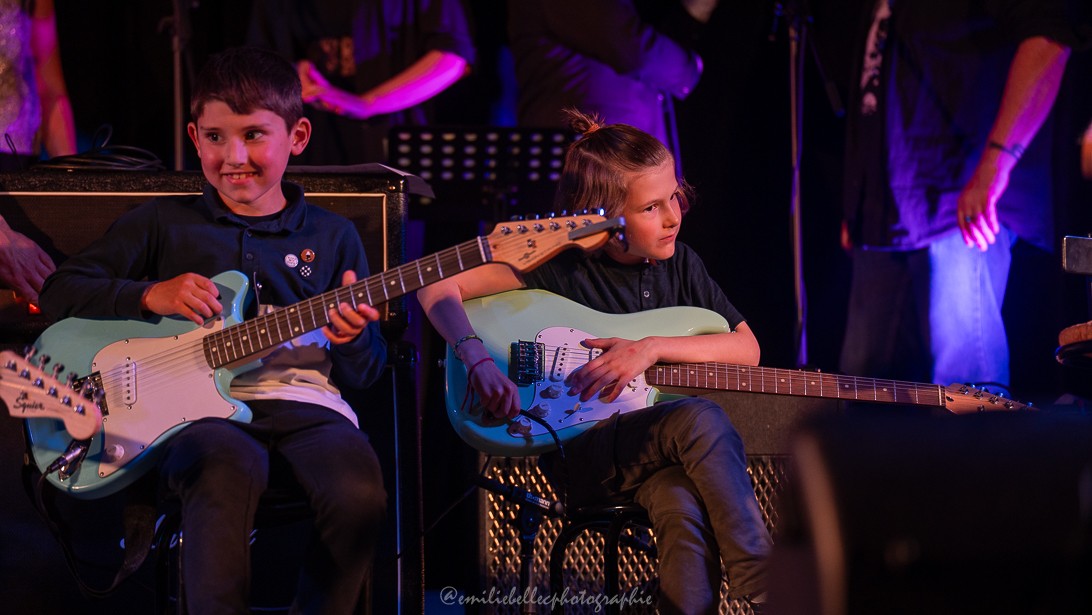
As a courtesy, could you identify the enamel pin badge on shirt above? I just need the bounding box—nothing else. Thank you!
[285,249,317,277]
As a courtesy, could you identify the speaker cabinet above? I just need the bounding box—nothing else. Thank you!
[769,411,1092,615]
[477,394,841,614]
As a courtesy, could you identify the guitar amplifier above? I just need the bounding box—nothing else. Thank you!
[0,165,425,343]
[477,393,841,614]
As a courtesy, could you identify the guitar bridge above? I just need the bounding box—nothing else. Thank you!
[511,341,544,386]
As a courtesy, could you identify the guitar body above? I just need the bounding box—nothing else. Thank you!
[446,289,729,456]
[27,271,254,498]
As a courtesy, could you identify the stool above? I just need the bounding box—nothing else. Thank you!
[548,504,656,615]
[153,485,313,614]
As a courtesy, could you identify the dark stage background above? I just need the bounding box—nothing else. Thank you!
[0,0,1089,611]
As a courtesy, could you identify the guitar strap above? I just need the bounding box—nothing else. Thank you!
[19,425,156,600]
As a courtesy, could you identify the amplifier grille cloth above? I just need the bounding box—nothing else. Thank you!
[480,455,788,614]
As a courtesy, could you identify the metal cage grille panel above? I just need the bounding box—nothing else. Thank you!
[480,455,788,614]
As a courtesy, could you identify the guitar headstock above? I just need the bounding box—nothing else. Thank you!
[485,213,625,273]
[942,383,1032,415]
[0,350,102,440]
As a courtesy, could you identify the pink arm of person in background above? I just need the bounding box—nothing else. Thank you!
[956,36,1070,251]
[30,0,76,157]
[297,49,469,120]
[1082,120,1092,180]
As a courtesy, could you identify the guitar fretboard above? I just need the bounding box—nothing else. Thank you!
[202,237,490,368]
[646,363,945,407]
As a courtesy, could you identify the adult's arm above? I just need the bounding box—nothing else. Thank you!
[299,50,469,120]
[539,0,703,98]
[30,0,76,157]
[956,36,1070,250]
[0,215,54,302]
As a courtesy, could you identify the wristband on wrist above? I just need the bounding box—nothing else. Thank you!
[987,140,1025,160]
[454,333,482,357]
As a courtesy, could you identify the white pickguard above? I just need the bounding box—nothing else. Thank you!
[91,320,238,479]
[505,326,656,440]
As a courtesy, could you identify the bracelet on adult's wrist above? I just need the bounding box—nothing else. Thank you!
[987,140,1025,160]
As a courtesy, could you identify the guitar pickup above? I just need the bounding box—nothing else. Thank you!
[115,363,136,406]
[510,341,544,386]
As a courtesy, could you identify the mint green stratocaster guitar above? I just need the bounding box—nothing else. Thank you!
[446,290,1031,456]
[26,214,621,498]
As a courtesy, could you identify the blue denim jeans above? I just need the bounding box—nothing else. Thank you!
[159,400,386,615]
[840,228,1015,394]
[541,398,772,613]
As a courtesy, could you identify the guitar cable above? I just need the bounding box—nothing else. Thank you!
[30,124,166,172]
[26,460,154,599]
[397,411,571,561]
[517,409,570,516]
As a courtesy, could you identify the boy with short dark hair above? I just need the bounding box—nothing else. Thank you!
[39,46,388,613]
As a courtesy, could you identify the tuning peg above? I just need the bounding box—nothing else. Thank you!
[50,363,65,379]
[36,354,50,370]
[22,346,36,361]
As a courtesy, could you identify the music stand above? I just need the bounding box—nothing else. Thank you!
[388,125,577,227]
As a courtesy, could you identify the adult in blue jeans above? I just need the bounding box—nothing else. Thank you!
[839,0,1087,394]
[418,109,772,614]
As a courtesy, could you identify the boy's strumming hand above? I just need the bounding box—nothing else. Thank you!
[141,273,223,325]
[324,270,380,345]
[568,337,655,404]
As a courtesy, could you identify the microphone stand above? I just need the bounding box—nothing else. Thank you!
[158,0,197,171]
[474,473,565,612]
[770,0,843,368]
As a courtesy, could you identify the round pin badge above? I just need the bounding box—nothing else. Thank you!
[284,254,300,267]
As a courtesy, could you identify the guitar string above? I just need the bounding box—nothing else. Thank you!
[532,342,942,404]
[88,243,488,402]
[88,218,595,405]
